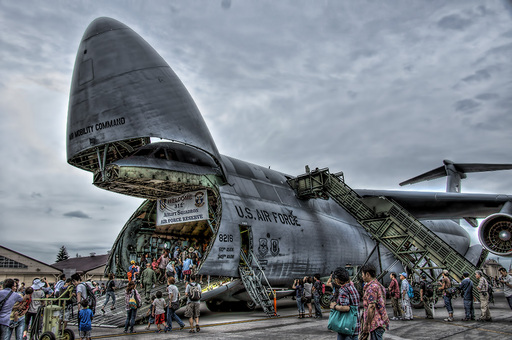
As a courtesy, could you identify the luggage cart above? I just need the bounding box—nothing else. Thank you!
[29,286,75,340]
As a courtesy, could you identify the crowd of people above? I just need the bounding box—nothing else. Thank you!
[123,274,202,334]
[126,243,206,290]
[2,262,512,339]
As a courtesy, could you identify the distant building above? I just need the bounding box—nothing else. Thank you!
[51,253,109,282]
[482,258,502,279]
[0,245,61,284]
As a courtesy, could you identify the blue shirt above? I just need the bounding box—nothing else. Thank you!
[78,308,94,331]
[183,258,193,271]
[460,278,473,300]
[0,289,23,327]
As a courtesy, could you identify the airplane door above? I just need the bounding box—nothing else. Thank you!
[239,224,252,263]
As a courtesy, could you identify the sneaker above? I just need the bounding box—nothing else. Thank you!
[180,324,185,330]
[444,317,454,322]
[390,317,399,321]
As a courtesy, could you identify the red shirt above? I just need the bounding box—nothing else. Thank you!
[388,278,400,298]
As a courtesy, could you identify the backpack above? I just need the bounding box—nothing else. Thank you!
[488,283,494,304]
[78,283,96,314]
[189,283,202,301]
[128,291,140,309]
[407,283,414,298]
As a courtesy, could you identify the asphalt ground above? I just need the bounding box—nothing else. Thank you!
[83,290,512,340]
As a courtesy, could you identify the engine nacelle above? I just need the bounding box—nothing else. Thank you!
[478,213,512,257]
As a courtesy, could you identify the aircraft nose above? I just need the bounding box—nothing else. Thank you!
[67,17,222,174]
[82,17,128,39]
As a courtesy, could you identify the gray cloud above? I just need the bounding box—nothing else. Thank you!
[475,93,500,101]
[63,211,91,219]
[455,99,481,113]
[0,0,511,267]
[437,14,473,31]
[462,69,491,83]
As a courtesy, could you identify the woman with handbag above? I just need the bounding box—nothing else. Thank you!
[123,281,141,333]
[166,277,185,331]
[328,267,360,340]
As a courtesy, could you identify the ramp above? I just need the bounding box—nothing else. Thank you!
[70,277,232,327]
[288,167,488,299]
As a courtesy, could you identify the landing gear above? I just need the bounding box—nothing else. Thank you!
[206,300,257,312]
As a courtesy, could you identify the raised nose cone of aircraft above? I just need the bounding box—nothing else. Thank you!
[67,17,221,175]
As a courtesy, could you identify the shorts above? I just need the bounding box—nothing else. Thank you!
[155,313,165,324]
[184,303,200,318]
[303,296,312,304]
[166,271,175,277]
[183,270,191,275]
[80,330,91,338]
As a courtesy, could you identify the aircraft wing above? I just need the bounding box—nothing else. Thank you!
[354,189,512,219]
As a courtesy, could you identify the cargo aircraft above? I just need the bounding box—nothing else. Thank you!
[67,17,512,311]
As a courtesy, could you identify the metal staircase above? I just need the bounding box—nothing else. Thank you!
[239,250,276,317]
[288,167,487,299]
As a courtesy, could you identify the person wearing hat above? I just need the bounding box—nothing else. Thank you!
[127,261,138,282]
[459,272,474,321]
[419,273,434,319]
[399,272,413,320]
[141,263,157,303]
[25,279,45,333]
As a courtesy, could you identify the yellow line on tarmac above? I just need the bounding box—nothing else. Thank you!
[91,314,298,339]
[414,316,512,336]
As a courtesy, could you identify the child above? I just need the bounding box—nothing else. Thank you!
[145,295,156,330]
[152,291,167,333]
[78,299,94,340]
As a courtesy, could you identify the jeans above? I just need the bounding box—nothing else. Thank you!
[296,296,304,313]
[313,294,323,317]
[463,299,474,319]
[443,295,453,314]
[124,309,137,332]
[507,295,512,310]
[3,319,25,340]
[370,327,385,340]
[103,291,116,308]
[166,307,185,330]
[337,333,357,340]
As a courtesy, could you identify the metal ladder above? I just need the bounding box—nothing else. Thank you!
[239,250,276,317]
[288,167,487,299]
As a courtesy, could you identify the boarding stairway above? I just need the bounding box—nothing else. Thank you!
[239,250,276,317]
[288,167,487,300]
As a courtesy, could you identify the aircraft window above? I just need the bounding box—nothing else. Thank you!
[154,149,167,160]
[133,148,153,157]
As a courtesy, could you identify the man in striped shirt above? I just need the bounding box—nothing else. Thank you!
[330,267,360,340]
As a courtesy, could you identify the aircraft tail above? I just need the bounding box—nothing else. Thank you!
[399,159,512,193]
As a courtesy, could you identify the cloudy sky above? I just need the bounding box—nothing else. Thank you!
[1,1,512,265]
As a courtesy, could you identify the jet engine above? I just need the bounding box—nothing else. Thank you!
[478,213,512,256]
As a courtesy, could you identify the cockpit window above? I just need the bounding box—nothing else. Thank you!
[132,142,217,168]
[154,149,167,160]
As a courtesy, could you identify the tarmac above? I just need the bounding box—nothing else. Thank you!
[85,289,512,340]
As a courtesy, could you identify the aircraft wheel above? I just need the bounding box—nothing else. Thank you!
[245,301,257,310]
[62,328,75,340]
[411,288,423,309]
[40,332,56,340]
[320,293,332,308]
[206,300,224,312]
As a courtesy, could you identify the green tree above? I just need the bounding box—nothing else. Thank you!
[56,245,69,262]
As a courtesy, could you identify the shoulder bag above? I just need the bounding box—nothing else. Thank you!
[327,305,358,335]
